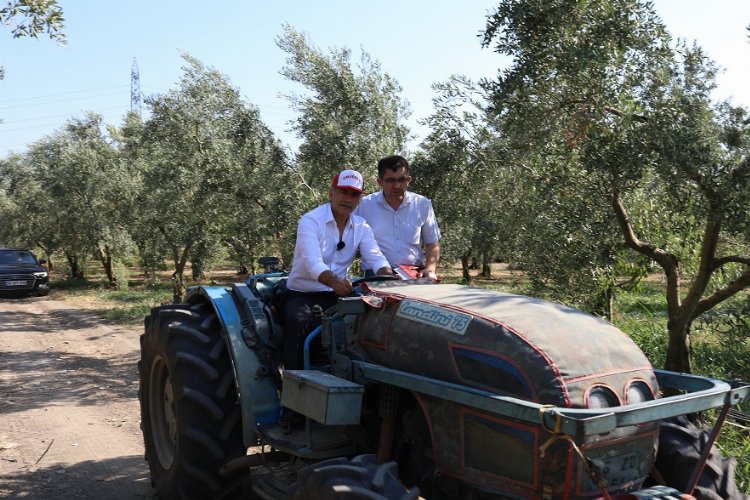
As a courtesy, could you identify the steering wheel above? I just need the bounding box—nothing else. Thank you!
[352,275,400,285]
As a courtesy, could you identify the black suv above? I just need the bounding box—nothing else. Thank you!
[0,248,50,296]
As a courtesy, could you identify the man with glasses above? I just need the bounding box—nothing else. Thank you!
[356,155,441,280]
[284,169,391,371]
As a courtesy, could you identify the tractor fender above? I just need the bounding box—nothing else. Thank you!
[188,284,281,447]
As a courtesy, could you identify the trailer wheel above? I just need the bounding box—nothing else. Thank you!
[139,302,245,499]
[293,454,420,500]
[653,416,749,500]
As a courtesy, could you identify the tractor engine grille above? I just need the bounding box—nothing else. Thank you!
[461,411,657,497]
[463,412,536,485]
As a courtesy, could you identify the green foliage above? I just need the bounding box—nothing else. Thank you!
[415,75,510,277]
[112,260,130,291]
[616,284,750,382]
[478,0,750,372]
[718,424,750,496]
[51,278,172,325]
[614,284,670,368]
[0,0,65,43]
[136,54,289,299]
[277,24,410,190]
[18,113,137,284]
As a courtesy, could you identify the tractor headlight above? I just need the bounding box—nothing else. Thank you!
[587,387,620,408]
[626,381,654,404]
[33,271,48,279]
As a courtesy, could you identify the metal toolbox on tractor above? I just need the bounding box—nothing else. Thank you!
[281,370,364,425]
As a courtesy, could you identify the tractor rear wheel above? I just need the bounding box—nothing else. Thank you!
[653,416,748,500]
[139,302,245,499]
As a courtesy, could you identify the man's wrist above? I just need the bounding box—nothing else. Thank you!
[376,266,393,276]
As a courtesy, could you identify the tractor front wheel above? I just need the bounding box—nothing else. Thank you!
[293,454,419,500]
[139,302,245,499]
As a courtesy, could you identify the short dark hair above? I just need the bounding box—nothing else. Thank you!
[377,155,409,178]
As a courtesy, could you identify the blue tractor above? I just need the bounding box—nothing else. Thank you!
[138,258,749,499]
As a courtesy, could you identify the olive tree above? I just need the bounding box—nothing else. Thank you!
[415,75,511,283]
[482,0,750,372]
[0,153,63,265]
[277,24,410,197]
[0,0,65,42]
[138,54,289,301]
[1,0,65,81]
[20,113,134,282]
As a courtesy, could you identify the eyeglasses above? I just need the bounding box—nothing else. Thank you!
[336,240,345,251]
[382,176,410,185]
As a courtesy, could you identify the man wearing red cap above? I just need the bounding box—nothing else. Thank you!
[283,169,392,370]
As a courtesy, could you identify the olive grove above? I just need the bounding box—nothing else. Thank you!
[1,2,748,371]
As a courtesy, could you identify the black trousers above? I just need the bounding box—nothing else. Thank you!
[282,292,338,370]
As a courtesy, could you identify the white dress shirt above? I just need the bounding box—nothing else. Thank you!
[287,203,390,292]
[355,191,441,269]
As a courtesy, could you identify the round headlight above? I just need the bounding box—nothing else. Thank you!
[587,387,620,408]
[626,381,654,404]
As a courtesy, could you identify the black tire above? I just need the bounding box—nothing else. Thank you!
[653,416,749,500]
[139,302,245,500]
[293,454,420,500]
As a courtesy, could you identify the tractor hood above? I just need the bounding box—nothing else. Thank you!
[357,281,657,408]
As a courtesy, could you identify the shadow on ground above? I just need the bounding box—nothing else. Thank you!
[0,454,155,499]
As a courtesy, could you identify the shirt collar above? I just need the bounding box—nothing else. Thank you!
[326,203,353,228]
[377,190,411,209]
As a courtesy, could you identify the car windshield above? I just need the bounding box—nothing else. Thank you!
[0,250,38,266]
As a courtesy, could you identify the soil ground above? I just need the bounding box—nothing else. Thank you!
[0,262,515,499]
[0,295,154,499]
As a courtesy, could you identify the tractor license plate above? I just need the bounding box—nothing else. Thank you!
[582,452,641,491]
[6,280,28,286]
[605,452,640,486]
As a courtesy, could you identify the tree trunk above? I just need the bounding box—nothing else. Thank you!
[592,285,615,322]
[171,245,191,303]
[66,253,85,279]
[37,244,54,271]
[664,321,692,374]
[248,247,256,275]
[97,244,115,285]
[461,251,472,284]
[172,272,185,304]
[191,259,204,281]
[481,252,491,277]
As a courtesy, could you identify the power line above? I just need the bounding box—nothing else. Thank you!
[0,85,130,104]
[0,105,126,126]
[0,91,130,110]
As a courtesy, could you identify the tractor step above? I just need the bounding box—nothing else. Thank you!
[257,421,357,460]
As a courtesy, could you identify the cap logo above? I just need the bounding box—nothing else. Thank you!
[332,169,364,192]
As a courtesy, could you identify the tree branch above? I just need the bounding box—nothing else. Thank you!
[610,187,680,310]
[712,255,750,271]
[681,220,721,313]
[287,159,316,195]
[602,105,648,123]
[561,100,648,122]
[693,268,750,318]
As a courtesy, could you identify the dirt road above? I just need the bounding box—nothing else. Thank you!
[0,295,155,499]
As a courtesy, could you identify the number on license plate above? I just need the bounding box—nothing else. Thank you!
[6,280,28,286]
[583,452,641,491]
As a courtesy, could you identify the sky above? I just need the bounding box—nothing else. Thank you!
[1,0,749,158]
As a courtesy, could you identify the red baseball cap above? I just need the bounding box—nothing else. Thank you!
[331,169,364,193]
